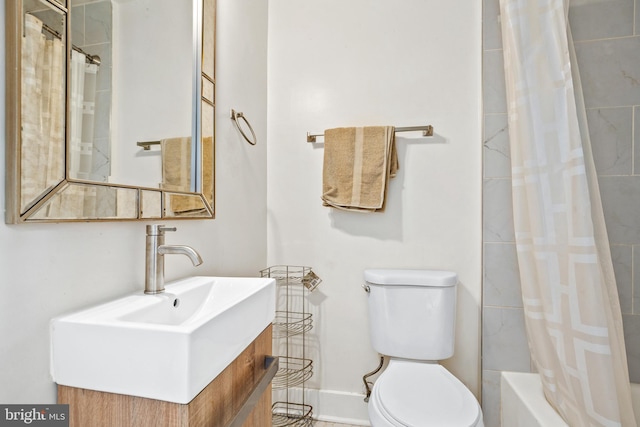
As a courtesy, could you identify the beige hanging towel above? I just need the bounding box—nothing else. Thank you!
[322,126,397,212]
[161,137,192,193]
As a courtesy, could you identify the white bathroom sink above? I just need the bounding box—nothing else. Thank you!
[50,276,276,404]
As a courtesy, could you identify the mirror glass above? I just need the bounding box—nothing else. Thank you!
[6,0,215,222]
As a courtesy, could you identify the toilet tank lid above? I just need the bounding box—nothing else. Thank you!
[364,269,457,287]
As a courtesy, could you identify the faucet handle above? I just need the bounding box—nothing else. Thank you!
[147,224,177,235]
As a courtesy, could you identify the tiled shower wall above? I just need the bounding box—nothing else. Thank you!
[482,0,640,425]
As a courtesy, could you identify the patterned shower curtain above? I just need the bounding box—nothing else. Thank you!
[21,14,65,213]
[499,0,637,425]
[69,49,99,182]
[66,50,101,218]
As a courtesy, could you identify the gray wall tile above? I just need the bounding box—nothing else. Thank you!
[484,242,522,308]
[635,107,640,172]
[575,37,640,109]
[482,369,502,427]
[91,137,110,181]
[484,114,511,178]
[611,244,633,314]
[483,0,502,51]
[483,307,531,371]
[483,178,515,243]
[636,0,640,36]
[623,314,640,382]
[569,0,634,41]
[483,49,507,114]
[632,246,640,314]
[587,107,632,176]
[600,176,640,244]
[85,1,112,45]
[71,5,85,46]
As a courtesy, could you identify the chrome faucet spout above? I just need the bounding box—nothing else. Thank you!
[145,225,203,294]
[158,245,203,266]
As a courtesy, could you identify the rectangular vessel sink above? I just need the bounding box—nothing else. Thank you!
[50,276,276,404]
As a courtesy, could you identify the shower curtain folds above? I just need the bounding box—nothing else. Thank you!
[499,0,636,425]
[69,49,99,182]
[20,14,65,213]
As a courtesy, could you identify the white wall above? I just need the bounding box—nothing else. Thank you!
[0,0,268,403]
[266,1,482,422]
[2,0,482,422]
[111,0,193,187]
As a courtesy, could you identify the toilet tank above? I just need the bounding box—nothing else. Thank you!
[364,269,457,360]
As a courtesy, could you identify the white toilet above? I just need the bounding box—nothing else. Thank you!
[364,269,483,427]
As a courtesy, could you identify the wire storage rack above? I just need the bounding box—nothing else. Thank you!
[261,265,321,427]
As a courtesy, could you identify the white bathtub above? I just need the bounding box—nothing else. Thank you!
[501,371,640,426]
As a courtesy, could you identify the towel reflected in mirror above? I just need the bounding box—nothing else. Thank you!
[160,136,213,215]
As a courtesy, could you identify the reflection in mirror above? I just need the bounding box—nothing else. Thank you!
[140,190,162,219]
[20,1,66,214]
[68,0,111,182]
[30,183,138,221]
[164,192,207,218]
[201,100,214,207]
[5,0,216,223]
[109,0,193,188]
[200,0,215,210]
[68,0,193,188]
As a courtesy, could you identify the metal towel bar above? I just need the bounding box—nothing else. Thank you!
[137,140,161,150]
[307,124,433,143]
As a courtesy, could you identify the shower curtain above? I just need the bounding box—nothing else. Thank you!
[22,15,103,219]
[21,14,65,213]
[69,49,99,182]
[67,50,100,218]
[499,0,636,425]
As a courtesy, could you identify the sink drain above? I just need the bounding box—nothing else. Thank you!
[173,298,180,308]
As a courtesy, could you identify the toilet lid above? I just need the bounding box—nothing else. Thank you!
[374,361,481,427]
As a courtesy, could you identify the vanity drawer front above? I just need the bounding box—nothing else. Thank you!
[189,325,274,427]
[58,325,274,427]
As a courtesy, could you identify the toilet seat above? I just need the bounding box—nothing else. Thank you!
[370,360,482,427]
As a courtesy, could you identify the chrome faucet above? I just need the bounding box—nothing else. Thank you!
[145,224,203,294]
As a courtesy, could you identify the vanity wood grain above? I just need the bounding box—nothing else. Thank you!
[58,325,272,427]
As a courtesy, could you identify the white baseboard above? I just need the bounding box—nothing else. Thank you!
[273,388,371,426]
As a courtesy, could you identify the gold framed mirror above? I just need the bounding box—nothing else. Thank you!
[5,0,215,223]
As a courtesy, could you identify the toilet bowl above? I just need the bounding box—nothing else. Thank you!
[368,359,483,427]
[364,269,484,427]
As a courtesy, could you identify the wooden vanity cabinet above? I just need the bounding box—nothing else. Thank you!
[58,325,273,427]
